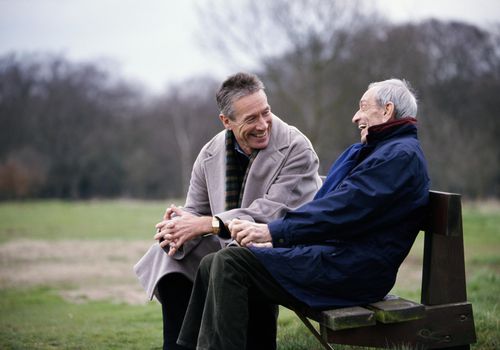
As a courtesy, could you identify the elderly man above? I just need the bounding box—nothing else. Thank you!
[134,72,321,350]
[177,79,430,350]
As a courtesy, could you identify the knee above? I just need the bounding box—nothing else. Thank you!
[198,252,216,279]
[210,247,248,275]
[157,273,192,302]
[201,248,250,279]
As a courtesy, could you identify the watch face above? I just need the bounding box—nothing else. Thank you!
[212,217,220,233]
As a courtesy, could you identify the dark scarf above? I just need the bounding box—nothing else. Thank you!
[225,130,258,210]
[366,117,417,143]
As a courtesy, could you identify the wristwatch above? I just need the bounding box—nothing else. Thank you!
[211,216,221,235]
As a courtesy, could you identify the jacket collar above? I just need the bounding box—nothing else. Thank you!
[366,117,418,145]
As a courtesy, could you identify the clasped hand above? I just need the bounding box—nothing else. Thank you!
[229,219,273,248]
[154,206,274,255]
[154,205,201,256]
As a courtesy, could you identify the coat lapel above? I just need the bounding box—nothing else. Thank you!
[203,133,226,214]
[241,115,288,207]
[203,115,290,212]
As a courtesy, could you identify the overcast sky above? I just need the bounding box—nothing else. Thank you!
[1,0,499,93]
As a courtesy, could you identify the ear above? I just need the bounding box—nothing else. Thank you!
[219,114,231,130]
[383,102,396,122]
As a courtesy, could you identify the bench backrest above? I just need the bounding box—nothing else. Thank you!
[420,190,467,305]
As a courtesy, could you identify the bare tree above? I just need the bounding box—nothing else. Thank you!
[195,1,500,197]
[0,54,141,198]
[2,14,499,199]
[156,77,220,194]
[195,0,386,171]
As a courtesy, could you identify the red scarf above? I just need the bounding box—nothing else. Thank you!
[369,117,417,134]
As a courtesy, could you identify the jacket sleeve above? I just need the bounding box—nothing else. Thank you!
[182,144,212,217]
[216,140,322,224]
[269,149,425,246]
[168,145,214,260]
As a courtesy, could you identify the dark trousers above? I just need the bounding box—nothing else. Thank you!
[157,274,192,350]
[158,258,281,350]
[177,247,302,350]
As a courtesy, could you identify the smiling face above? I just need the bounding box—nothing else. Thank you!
[352,87,394,143]
[220,89,272,155]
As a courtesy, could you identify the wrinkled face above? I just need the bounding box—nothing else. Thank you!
[352,88,391,143]
[220,90,272,155]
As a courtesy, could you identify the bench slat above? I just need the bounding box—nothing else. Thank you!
[321,306,376,330]
[322,302,476,348]
[367,295,425,323]
[295,305,376,331]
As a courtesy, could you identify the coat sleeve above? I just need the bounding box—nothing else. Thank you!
[182,144,212,217]
[269,149,424,246]
[168,145,214,260]
[216,140,322,224]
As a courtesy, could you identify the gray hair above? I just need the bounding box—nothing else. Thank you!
[368,79,418,119]
[216,72,265,120]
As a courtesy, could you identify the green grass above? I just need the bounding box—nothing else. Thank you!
[467,270,500,350]
[462,204,500,258]
[0,200,498,349]
[0,287,162,349]
[461,204,500,350]
[0,200,180,243]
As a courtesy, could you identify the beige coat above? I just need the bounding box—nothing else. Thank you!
[134,115,321,301]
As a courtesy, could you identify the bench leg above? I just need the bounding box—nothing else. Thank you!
[294,311,334,350]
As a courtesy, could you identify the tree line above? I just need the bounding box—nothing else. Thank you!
[1,2,499,199]
[0,54,220,199]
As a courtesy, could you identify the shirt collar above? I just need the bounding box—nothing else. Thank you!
[233,137,251,159]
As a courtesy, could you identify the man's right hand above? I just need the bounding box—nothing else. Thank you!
[229,219,273,247]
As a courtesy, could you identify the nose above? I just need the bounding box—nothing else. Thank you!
[255,115,269,129]
[352,111,360,124]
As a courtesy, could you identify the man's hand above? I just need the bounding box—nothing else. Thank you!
[154,205,211,256]
[229,219,273,248]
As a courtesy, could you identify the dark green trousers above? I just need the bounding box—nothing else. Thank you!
[177,247,302,350]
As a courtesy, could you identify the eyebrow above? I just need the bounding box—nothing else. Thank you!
[244,106,270,119]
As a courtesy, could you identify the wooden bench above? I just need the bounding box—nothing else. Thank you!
[292,190,477,349]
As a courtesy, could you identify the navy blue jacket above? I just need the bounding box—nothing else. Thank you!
[250,120,430,309]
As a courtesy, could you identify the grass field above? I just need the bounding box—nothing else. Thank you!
[0,199,499,349]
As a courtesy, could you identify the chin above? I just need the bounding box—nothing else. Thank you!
[251,140,270,150]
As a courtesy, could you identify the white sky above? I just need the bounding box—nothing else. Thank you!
[1,0,499,93]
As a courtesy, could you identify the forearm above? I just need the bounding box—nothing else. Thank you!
[193,216,213,236]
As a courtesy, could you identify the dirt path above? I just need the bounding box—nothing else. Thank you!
[0,239,423,305]
[0,239,154,304]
